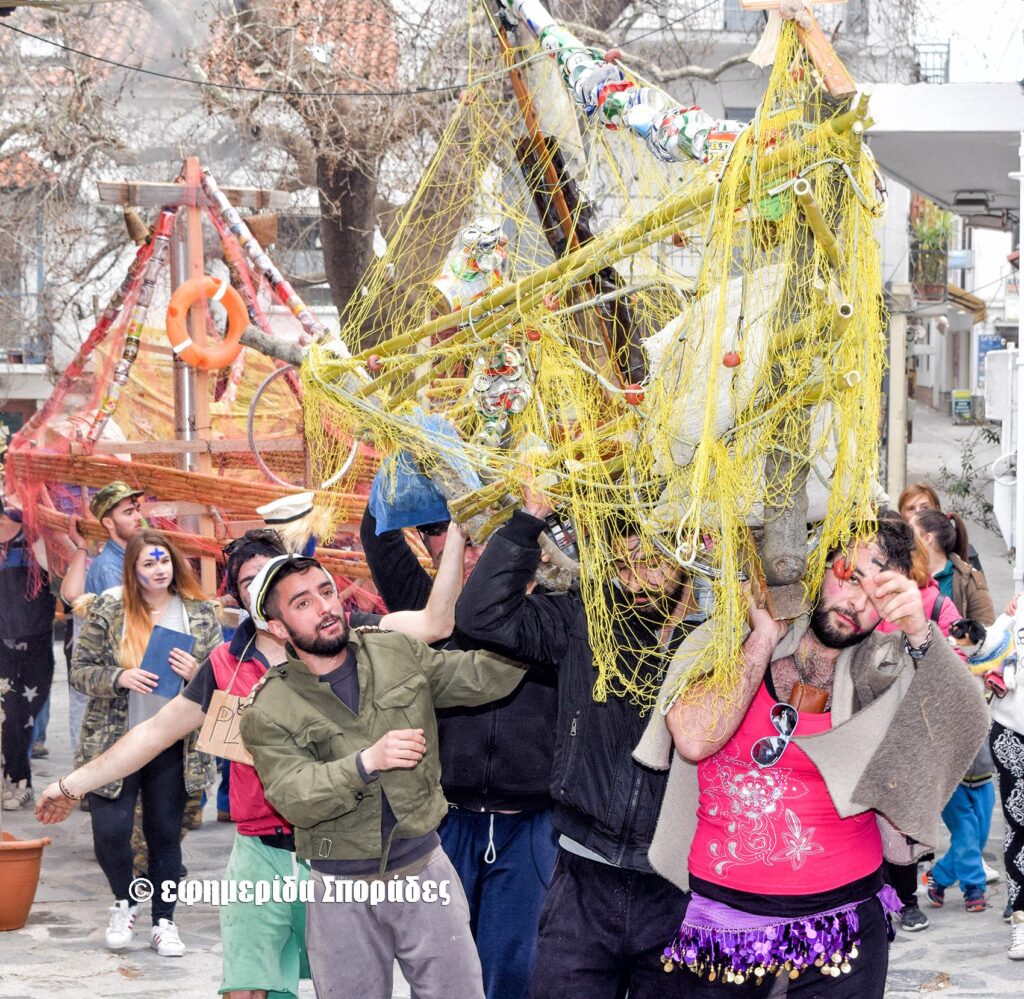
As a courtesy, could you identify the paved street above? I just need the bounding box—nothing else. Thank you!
[2,402,1024,997]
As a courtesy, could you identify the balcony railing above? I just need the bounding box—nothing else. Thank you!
[914,42,950,84]
[661,0,870,38]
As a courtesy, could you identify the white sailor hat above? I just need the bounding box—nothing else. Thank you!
[248,552,329,631]
[256,491,315,526]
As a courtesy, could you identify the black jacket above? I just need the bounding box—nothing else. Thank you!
[0,530,55,639]
[360,510,556,812]
[455,511,680,872]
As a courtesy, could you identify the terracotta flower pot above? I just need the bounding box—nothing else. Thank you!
[0,831,51,931]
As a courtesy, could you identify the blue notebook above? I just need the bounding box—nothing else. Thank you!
[140,626,196,699]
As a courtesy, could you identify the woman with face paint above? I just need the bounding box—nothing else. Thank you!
[69,530,222,959]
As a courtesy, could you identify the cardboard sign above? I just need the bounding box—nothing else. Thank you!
[196,689,254,766]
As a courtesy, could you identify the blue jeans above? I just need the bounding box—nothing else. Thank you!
[32,695,50,748]
[932,781,995,892]
[439,806,558,999]
[218,757,231,815]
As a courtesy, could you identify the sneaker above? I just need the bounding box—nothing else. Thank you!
[899,902,929,931]
[1009,911,1024,960]
[1006,902,1015,922]
[1,778,33,810]
[924,872,945,908]
[104,900,139,950]
[901,900,933,933]
[150,919,185,957]
[984,860,1000,884]
[31,741,48,758]
[965,887,987,912]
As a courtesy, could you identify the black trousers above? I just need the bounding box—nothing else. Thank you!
[883,859,918,908]
[87,741,187,924]
[676,896,891,999]
[991,721,1024,913]
[529,848,690,999]
[0,632,54,785]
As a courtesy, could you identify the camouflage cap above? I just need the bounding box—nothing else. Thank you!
[89,481,144,522]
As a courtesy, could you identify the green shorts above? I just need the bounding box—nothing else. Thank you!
[219,833,310,999]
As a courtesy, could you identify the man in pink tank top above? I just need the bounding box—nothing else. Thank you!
[649,517,990,997]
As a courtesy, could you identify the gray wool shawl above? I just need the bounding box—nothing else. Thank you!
[634,616,990,892]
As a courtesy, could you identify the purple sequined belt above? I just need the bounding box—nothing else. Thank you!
[661,885,901,985]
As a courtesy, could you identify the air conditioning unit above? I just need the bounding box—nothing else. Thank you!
[953,191,993,212]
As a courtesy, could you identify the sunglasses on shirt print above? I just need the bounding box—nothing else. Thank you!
[750,702,799,768]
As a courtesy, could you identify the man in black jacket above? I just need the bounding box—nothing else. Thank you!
[454,498,692,999]
[360,506,559,999]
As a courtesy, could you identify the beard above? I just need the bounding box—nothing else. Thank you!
[808,601,876,649]
[286,614,350,657]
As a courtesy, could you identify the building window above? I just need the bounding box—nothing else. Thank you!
[723,0,764,33]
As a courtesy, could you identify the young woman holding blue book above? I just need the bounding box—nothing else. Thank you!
[70,529,221,958]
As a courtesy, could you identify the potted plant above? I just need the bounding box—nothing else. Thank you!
[0,677,52,931]
[910,209,952,301]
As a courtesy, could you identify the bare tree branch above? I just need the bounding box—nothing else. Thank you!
[561,20,753,83]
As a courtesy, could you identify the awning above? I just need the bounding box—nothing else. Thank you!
[865,82,1024,230]
[947,284,987,324]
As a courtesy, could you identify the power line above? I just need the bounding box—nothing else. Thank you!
[0,20,539,99]
[0,0,731,101]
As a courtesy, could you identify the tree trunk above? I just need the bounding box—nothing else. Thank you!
[316,155,379,319]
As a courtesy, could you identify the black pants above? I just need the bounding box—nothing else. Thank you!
[0,633,54,785]
[529,848,690,999]
[883,860,918,908]
[87,741,187,924]
[991,721,1024,913]
[677,896,891,998]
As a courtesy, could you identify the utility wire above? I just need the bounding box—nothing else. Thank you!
[0,0,734,100]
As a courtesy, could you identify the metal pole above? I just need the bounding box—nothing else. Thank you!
[168,221,196,474]
[1012,132,1024,589]
[887,283,913,502]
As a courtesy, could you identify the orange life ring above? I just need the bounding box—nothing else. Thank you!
[165,275,247,370]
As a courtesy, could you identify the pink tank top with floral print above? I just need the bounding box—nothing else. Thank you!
[687,682,882,894]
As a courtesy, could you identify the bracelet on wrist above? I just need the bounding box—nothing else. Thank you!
[58,776,83,801]
[904,632,932,661]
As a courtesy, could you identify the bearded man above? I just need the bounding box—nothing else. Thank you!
[635,517,990,998]
[236,553,528,999]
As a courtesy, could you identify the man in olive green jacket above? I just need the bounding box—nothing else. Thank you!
[238,554,527,999]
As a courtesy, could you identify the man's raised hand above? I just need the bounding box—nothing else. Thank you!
[361,728,426,773]
[865,570,929,645]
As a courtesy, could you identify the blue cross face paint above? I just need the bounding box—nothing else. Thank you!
[135,546,173,593]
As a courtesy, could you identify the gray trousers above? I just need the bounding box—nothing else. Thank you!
[307,846,484,999]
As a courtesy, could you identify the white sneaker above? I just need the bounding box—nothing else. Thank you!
[104,900,139,950]
[2,778,33,810]
[150,918,185,957]
[984,860,1000,884]
[1009,911,1024,961]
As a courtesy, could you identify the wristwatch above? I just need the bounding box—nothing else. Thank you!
[904,632,932,661]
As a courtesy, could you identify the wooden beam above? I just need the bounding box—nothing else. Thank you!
[75,437,307,456]
[97,180,290,210]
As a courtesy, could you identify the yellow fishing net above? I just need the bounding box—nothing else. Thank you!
[300,4,886,712]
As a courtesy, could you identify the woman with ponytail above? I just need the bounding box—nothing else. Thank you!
[70,530,222,958]
[898,483,984,572]
[910,508,995,626]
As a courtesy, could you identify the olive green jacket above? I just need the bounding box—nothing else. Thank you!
[238,628,526,869]
[71,591,222,798]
